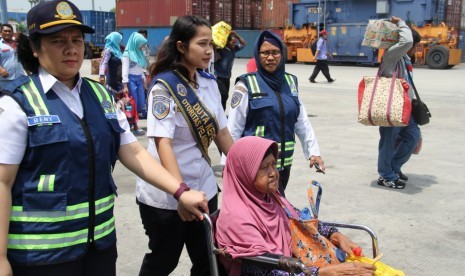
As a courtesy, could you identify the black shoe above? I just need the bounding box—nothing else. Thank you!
[378,178,406,189]
[397,171,408,181]
[309,78,317,83]
[328,79,336,83]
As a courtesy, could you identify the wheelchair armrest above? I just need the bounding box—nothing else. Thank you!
[242,253,308,273]
[321,220,379,258]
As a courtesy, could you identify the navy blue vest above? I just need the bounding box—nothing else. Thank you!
[6,75,124,265]
[239,72,300,169]
[106,52,123,92]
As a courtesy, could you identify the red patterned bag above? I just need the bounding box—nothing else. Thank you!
[272,181,340,267]
[358,67,411,127]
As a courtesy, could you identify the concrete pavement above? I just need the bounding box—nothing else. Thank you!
[81,59,465,275]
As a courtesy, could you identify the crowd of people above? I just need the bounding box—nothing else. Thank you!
[0,0,422,275]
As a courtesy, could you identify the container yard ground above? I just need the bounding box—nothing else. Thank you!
[81,59,464,276]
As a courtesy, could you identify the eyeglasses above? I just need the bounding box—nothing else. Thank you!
[259,50,282,58]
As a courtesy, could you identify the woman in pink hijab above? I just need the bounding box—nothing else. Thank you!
[216,136,375,275]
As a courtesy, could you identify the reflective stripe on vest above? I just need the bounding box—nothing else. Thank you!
[277,141,295,169]
[10,194,115,223]
[85,80,117,120]
[247,74,297,169]
[20,81,49,116]
[21,78,116,119]
[255,126,265,137]
[8,216,115,250]
[247,75,262,98]
[37,175,55,192]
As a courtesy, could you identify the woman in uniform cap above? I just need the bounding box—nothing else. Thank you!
[0,1,208,275]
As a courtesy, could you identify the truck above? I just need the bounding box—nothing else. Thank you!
[285,0,462,68]
[81,10,116,59]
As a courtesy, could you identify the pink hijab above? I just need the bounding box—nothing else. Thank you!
[216,136,292,275]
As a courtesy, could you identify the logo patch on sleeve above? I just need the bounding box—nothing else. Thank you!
[152,95,171,120]
[230,92,243,109]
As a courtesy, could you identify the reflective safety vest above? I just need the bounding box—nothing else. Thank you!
[6,75,124,265]
[239,72,300,170]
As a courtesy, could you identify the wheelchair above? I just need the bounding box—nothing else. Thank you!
[203,210,379,276]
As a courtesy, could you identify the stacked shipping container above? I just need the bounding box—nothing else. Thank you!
[115,0,298,30]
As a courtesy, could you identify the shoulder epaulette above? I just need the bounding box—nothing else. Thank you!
[197,70,216,80]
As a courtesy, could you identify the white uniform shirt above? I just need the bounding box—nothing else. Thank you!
[121,56,145,83]
[136,71,227,210]
[0,67,136,165]
[224,80,320,164]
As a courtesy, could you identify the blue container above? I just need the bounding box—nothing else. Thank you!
[81,10,116,47]
[117,27,172,56]
[460,29,465,62]
[234,30,262,58]
[326,23,377,65]
[7,12,27,23]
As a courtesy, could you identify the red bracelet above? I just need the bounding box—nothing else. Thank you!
[174,183,190,200]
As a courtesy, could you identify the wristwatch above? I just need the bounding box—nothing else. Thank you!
[174,183,191,200]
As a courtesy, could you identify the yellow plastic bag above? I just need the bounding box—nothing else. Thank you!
[212,21,232,48]
[346,255,405,276]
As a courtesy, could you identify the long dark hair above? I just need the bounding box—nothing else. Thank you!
[150,15,211,87]
[17,33,41,74]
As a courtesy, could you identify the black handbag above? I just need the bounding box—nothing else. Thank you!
[406,69,431,125]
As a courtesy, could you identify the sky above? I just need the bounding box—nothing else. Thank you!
[6,0,116,13]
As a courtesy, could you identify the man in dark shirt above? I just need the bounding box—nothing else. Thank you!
[214,31,246,110]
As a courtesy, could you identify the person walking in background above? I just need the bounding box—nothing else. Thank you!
[0,1,208,275]
[138,29,151,70]
[137,15,233,276]
[122,32,147,135]
[214,30,246,110]
[377,16,421,189]
[99,32,123,95]
[309,29,335,83]
[0,23,26,88]
[226,30,325,196]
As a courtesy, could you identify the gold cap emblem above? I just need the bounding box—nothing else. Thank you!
[55,2,76,20]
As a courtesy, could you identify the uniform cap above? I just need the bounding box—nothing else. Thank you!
[27,0,94,37]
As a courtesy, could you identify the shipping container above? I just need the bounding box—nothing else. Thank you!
[445,0,462,31]
[82,11,116,47]
[262,0,299,29]
[460,29,465,61]
[234,29,262,58]
[233,0,252,29]
[211,0,233,25]
[116,0,188,27]
[251,0,262,30]
[190,0,212,21]
[462,0,465,28]
[7,12,27,23]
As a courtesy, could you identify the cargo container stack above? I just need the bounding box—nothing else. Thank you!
[461,0,465,61]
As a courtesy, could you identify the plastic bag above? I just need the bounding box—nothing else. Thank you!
[346,255,405,276]
[212,21,232,48]
[362,20,399,49]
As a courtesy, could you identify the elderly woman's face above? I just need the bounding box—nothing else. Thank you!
[253,153,279,195]
[258,41,282,74]
[36,27,84,83]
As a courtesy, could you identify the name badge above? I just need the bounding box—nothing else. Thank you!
[105,113,118,120]
[27,115,61,126]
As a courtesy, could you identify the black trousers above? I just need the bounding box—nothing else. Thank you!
[278,167,292,197]
[137,196,218,276]
[310,59,333,81]
[216,77,230,110]
[12,243,117,276]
